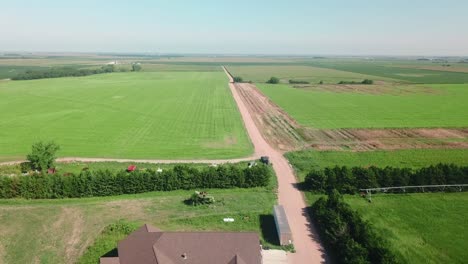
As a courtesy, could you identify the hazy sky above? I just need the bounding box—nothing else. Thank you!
[1,0,467,55]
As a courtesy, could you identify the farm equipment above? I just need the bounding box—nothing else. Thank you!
[260,156,270,165]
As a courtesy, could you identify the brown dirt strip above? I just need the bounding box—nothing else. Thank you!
[234,82,306,151]
[302,128,468,151]
[293,83,441,95]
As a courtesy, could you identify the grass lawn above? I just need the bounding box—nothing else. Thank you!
[0,184,278,263]
[0,71,252,160]
[286,149,468,181]
[257,83,468,128]
[346,193,468,264]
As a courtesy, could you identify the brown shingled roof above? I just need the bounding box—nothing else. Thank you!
[101,224,262,264]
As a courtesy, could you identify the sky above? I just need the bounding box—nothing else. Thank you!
[1,0,467,56]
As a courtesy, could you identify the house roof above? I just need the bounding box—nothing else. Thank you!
[106,224,261,264]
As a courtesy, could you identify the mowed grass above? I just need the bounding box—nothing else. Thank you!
[256,83,468,128]
[0,186,277,264]
[226,65,396,84]
[346,193,468,264]
[286,149,468,181]
[0,72,252,160]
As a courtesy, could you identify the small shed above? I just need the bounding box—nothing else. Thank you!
[127,165,137,172]
[273,205,293,246]
[47,168,56,174]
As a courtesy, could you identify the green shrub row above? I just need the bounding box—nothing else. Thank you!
[12,65,118,80]
[288,79,310,84]
[0,164,272,199]
[311,190,404,263]
[305,163,468,194]
[338,79,374,85]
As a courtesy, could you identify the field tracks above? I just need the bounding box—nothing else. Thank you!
[222,69,468,152]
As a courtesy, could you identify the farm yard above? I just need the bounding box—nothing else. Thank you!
[0,185,278,264]
[0,54,468,264]
[0,71,252,161]
[2,1,468,263]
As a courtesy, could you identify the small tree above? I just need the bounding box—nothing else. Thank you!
[233,76,243,83]
[319,80,324,85]
[132,63,142,72]
[187,191,215,206]
[361,79,374,85]
[27,141,60,172]
[266,77,280,84]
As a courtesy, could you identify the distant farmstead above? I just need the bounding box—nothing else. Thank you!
[100,224,262,264]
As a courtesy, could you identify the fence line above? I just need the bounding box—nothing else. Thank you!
[359,184,468,201]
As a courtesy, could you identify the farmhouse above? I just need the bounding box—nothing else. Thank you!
[100,224,262,264]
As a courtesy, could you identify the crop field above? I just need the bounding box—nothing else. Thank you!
[0,71,252,161]
[256,83,468,128]
[286,149,468,180]
[0,185,277,264]
[308,61,468,84]
[226,65,395,84]
[346,193,468,264]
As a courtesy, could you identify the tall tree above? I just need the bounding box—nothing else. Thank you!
[27,141,60,172]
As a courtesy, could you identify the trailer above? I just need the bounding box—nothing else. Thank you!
[273,205,293,246]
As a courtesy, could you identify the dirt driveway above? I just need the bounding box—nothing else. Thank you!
[223,67,327,264]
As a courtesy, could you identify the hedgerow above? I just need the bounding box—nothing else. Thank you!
[311,190,404,263]
[0,164,272,199]
[304,163,468,194]
[12,65,118,80]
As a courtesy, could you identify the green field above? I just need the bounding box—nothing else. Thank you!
[0,71,252,161]
[226,65,395,84]
[346,193,468,264]
[256,83,468,128]
[0,185,277,264]
[309,61,468,84]
[286,149,468,180]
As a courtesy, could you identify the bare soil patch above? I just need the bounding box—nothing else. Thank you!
[294,83,441,95]
[234,83,305,151]
[302,128,468,151]
[102,199,152,220]
[48,207,85,263]
[203,136,238,149]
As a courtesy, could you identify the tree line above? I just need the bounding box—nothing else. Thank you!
[304,164,468,194]
[338,79,374,85]
[311,190,404,263]
[12,63,142,80]
[0,164,272,199]
[289,80,310,84]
